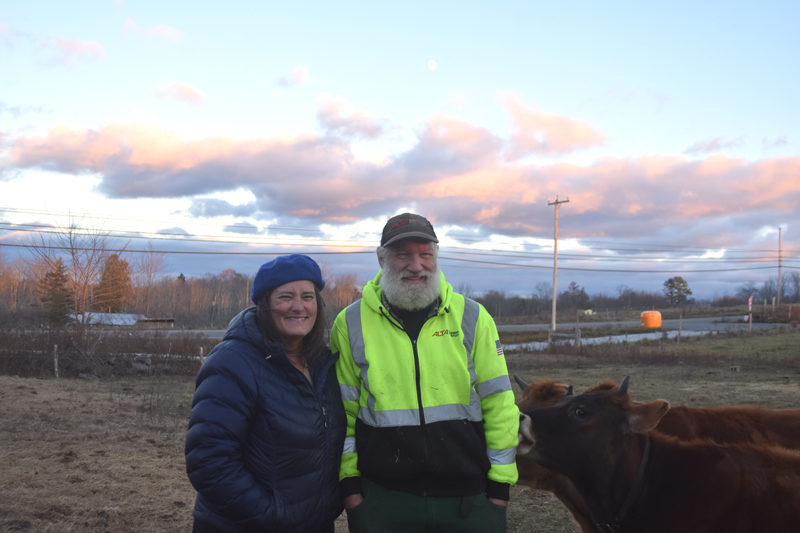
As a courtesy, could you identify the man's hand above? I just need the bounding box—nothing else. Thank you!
[488,497,508,507]
[344,493,365,510]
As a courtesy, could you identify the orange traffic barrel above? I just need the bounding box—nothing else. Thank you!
[640,310,662,328]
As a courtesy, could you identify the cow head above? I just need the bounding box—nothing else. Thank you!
[518,376,670,480]
[515,376,574,412]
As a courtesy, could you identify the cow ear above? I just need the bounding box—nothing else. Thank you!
[628,400,670,433]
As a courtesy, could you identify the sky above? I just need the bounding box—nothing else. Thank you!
[1,0,799,302]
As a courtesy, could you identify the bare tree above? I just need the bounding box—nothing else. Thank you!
[132,243,167,315]
[789,272,800,303]
[663,276,693,307]
[322,273,362,310]
[0,253,18,313]
[29,218,120,325]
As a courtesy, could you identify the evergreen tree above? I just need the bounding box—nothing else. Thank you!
[559,281,591,311]
[38,258,74,325]
[94,254,133,312]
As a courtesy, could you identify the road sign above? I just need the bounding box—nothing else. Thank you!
[748,295,753,312]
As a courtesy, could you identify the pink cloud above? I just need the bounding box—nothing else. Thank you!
[762,136,788,150]
[278,66,311,88]
[155,83,205,105]
[45,38,106,66]
[500,92,605,157]
[684,137,744,154]
[124,17,183,42]
[316,95,385,138]
[4,121,798,240]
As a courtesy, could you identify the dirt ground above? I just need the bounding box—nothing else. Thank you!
[1,342,798,532]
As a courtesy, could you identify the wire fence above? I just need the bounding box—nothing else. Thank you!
[0,327,216,378]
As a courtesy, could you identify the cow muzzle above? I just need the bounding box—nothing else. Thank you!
[517,412,536,456]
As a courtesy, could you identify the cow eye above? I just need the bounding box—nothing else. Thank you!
[573,406,588,418]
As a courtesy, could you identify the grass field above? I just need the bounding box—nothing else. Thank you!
[1,328,798,532]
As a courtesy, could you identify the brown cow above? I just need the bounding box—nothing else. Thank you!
[514,376,800,532]
[514,377,599,533]
[518,378,800,533]
[517,376,800,447]
[580,378,800,448]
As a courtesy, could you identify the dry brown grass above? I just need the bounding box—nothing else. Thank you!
[0,375,196,532]
[1,330,799,532]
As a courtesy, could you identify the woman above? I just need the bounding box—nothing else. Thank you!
[185,254,346,532]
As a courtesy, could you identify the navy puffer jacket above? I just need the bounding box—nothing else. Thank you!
[185,307,346,532]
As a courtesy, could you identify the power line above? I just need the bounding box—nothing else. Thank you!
[1,214,795,276]
[2,222,794,265]
[4,206,796,256]
[0,242,375,256]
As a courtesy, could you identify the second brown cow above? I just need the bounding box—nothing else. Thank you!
[518,377,800,533]
[514,375,800,533]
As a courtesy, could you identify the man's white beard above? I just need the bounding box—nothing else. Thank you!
[379,265,441,311]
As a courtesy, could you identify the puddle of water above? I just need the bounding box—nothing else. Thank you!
[504,329,716,352]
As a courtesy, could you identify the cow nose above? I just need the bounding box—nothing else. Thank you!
[517,412,535,449]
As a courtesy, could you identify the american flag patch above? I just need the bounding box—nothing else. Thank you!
[495,340,504,356]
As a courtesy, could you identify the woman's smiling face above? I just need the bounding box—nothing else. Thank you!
[269,280,317,342]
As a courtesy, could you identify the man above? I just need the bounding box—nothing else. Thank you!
[331,213,519,533]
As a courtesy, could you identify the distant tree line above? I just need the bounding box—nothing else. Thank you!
[0,225,364,329]
[0,222,797,329]
[471,279,684,321]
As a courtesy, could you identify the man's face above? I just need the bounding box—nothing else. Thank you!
[380,240,437,280]
[378,239,440,310]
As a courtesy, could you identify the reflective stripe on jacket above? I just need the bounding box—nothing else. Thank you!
[332,271,518,497]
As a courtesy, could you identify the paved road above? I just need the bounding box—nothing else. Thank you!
[176,315,779,340]
[498,316,780,333]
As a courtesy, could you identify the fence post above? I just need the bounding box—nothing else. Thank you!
[53,344,59,379]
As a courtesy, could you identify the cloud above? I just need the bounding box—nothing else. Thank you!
[156,226,190,236]
[44,38,106,66]
[223,222,259,234]
[0,102,49,119]
[397,114,503,178]
[316,95,386,139]
[0,19,10,40]
[155,83,205,105]
[124,17,183,42]
[762,136,788,150]
[189,198,257,218]
[277,66,310,88]
[684,137,745,155]
[500,92,605,157]
[3,121,798,246]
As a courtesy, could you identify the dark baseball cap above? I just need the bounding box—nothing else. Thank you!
[381,213,438,247]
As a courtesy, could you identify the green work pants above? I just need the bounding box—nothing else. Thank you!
[346,478,507,533]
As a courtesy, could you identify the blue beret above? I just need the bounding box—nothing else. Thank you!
[250,254,325,303]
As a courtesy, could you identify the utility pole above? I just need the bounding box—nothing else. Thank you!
[778,227,783,306]
[548,195,569,332]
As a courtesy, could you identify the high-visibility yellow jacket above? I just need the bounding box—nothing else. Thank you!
[331,271,519,500]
